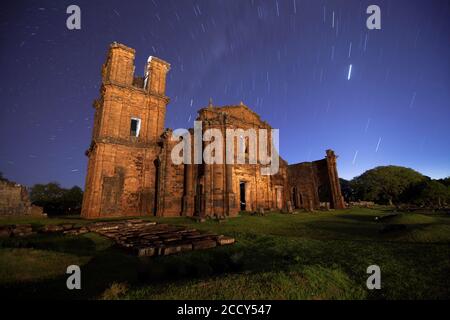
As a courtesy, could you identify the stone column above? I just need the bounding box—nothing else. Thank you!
[326,149,345,209]
[212,162,224,217]
[155,155,165,217]
[222,116,233,216]
[182,163,194,216]
[203,163,212,217]
[225,164,237,216]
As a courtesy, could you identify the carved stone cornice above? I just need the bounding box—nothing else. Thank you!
[101,81,170,104]
[94,136,159,149]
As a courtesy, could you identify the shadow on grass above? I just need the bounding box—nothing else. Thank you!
[338,214,379,223]
[0,246,140,299]
[2,209,449,299]
[0,234,100,257]
[0,233,302,299]
[302,220,380,239]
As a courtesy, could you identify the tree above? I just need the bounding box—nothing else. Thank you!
[350,166,426,205]
[0,172,10,182]
[408,180,450,207]
[437,177,450,187]
[30,183,83,216]
[62,186,84,214]
[339,178,354,202]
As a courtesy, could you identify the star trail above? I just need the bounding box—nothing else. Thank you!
[0,0,449,188]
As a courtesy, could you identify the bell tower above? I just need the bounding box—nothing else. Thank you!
[81,42,170,218]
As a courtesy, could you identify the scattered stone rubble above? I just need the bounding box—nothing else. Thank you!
[0,224,36,238]
[0,219,235,257]
[349,201,375,208]
[85,220,235,257]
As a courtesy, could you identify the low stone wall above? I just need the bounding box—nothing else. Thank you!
[0,224,35,238]
[349,201,375,208]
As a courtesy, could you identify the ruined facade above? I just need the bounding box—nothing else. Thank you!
[288,150,345,211]
[81,43,345,219]
[0,179,44,216]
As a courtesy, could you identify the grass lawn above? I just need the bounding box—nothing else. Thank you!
[0,208,449,300]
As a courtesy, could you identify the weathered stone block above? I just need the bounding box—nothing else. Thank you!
[163,245,182,255]
[137,247,156,257]
[42,224,64,233]
[61,224,74,231]
[216,235,235,246]
[192,239,217,250]
[0,227,11,238]
[178,242,193,252]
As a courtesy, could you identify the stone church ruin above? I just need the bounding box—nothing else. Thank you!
[81,43,345,219]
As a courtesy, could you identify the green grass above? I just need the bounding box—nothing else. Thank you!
[0,248,89,284]
[0,208,449,300]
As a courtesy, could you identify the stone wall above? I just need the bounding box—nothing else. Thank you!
[288,150,345,210]
[0,180,44,216]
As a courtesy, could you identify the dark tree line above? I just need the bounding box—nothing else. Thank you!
[30,183,83,216]
[340,166,450,207]
[1,172,83,216]
[3,166,449,216]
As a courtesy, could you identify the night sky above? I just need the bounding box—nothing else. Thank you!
[0,0,449,189]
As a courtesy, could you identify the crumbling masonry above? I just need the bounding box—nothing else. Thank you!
[81,43,345,219]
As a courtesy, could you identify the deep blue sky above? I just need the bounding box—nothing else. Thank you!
[0,0,449,188]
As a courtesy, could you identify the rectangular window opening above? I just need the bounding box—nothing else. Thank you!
[130,118,141,137]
